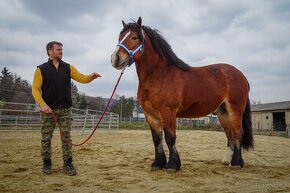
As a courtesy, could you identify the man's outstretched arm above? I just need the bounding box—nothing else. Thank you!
[70,65,101,83]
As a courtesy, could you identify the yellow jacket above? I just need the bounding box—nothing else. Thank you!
[32,64,94,107]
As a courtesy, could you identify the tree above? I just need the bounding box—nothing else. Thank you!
[110,94,121,116]
[110,95,135,118]
[71,82,80,108]
[0,67,15,102]
[78,94,88,109]
[85,96,105,111]
[11,73,34,103]
[122,96,135,118]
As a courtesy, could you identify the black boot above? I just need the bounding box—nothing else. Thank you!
[63,158,76,176]
[42,159,52,175]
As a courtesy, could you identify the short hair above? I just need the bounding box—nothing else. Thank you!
[46,41,63,56]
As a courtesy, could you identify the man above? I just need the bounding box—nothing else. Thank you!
[32,41,101,176]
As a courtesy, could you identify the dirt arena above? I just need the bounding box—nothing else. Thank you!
[0,129,289,193]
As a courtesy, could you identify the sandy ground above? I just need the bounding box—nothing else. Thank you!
[0,129,290,193]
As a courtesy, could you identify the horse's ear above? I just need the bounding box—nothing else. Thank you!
[122,20,127,28]
[137,17,142,28]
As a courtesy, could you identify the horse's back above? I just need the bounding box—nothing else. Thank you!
[191,63,249,94]
[176,63,248,118]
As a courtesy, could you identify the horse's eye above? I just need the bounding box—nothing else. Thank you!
[132,36,138,40]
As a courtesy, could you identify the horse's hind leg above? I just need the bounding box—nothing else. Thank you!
[146,113,167,170]
[218,103,244,168]
[218,112,234,165]
[229,115,244,168]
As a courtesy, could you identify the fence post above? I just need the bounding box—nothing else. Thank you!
[82,109,89,136]
[117,115,119,132]
[26,105,29,124]
[92,115,95,130]
[190,118,192,128]
[108,112,112,133]
[0,108,2,125]
[287,124,290,138]
[16,116,18,129]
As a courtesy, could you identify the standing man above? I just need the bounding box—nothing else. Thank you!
[32,41,101,176]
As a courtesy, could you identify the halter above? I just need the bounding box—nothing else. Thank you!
[117,30,144,67]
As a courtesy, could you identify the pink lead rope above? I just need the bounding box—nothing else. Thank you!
[50,68,125,147]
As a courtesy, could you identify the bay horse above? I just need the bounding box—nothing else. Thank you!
[111,17,254,171]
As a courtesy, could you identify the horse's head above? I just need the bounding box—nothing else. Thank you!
[111,17,144,70]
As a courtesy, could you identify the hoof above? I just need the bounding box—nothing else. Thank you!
[151,166,162,171]
[229,164,242,170]
[164,159,181,171]
[151,160,166,171]
[229,158,244,169]
[222,157,231,165]
[230,158,244,168]
[165,168,178,173]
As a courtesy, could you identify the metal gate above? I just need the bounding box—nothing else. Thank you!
[0,102,119,132]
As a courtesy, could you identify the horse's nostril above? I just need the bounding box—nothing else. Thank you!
[116,54,120,63]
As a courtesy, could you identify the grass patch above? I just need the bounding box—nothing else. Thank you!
[119,121,148,130]
[118,121,210,131]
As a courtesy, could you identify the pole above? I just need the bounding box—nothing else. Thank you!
[82,108,89,136]
[109,112,112,133]
[120,97,123,122]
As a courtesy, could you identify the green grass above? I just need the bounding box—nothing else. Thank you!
[118,121,210,131]
[119,121,148,130]
[277,132,290,138]
[176,125,209,131]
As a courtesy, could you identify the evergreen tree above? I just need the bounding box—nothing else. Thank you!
[110,95,135,118]
[12,73,34,103]
[71,82,80,108]
[0,67,14,102]
[110,94,121,115]
[78,94,88,109]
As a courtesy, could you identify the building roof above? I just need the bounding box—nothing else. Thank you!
[136,105,144,113]
[133,103,144,114]
[251,101,290,112]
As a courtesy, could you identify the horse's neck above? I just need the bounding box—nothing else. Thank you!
[135,48,169,84]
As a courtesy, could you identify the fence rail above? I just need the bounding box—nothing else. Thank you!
[0,102,119,132]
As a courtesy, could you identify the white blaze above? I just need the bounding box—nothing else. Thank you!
[112,31,131,66]
[119,31,131,43]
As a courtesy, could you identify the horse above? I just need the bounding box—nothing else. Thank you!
[111,17,254,171]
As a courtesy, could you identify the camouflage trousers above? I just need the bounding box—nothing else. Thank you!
[41,108,73,161]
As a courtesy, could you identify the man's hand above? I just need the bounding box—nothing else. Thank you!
[90,72,101,80]
[41,105,52,114]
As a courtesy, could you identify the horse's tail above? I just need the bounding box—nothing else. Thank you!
[242,96,254,150]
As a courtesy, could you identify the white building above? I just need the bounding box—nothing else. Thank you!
[132,104,145,119]
[251,101,290,133]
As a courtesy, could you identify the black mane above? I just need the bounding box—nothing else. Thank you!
[120,23,192,71]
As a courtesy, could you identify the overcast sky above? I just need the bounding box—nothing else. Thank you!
[1,0,289,103]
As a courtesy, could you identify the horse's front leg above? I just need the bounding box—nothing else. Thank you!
[161,109,181,171]
[150,128,167,170]
[146,113,167,170]
[164,129,181,171]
